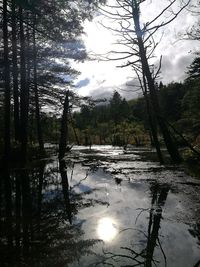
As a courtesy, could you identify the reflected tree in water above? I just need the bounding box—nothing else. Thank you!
[0,159,106,267]
[59,159,72,224]
[97,183,170,267]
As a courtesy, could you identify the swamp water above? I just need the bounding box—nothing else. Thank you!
[0,145,200,267]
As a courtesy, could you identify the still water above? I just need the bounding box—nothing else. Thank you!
[0,146,200,266]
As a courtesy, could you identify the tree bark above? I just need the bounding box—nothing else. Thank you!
[132,3,182,164]
[3,0,11,160]
[69,110,80,146]
[59,90,69,159]
[19,6,28,161]
[33,15,44,153]
[142,74,164,164]
[11,0,20,142]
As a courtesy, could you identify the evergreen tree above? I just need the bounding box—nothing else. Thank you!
[0,0,106,160]
[186,55,200,80]
[110,91,123,124]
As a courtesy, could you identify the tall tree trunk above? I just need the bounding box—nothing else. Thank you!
[33,15,44,153]
[59,90,69,159]
[69,110,80,145]
[11,0,20,142]
[25,13,32,159]
[19,6,28,161]
[132,4,182,164]
[142,75,164,164]
[3,0,11,160]
[26,13,31,110]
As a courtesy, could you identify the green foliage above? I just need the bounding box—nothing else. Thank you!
[69,65,200,147]
[177,79,200,142]
[182,79,200,116]
[71,91,149,146]
[0,0,106,158]
[182,148,200,170]
[186,55,200,80]
[109,91,130,124]
[109,91,123,123]
[158,82,185,122]
[1,0,199,153]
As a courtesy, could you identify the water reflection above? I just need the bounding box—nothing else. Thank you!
[97,217,118,242]
[59,159,72,223]
[100,183,170,266]
[0,146,200,267]
[0,159,102,267]
[146,183,169,267]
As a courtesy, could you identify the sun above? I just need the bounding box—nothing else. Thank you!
[97,217,118,242]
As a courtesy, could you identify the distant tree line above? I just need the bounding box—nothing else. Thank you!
[0,0,199,164]
[2,54,197,152]
[71,56,200,149]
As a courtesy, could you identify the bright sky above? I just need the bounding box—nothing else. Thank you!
[73,0,199,100]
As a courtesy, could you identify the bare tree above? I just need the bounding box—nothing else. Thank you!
[99,0,191,163]
[59,90,70,160]
[184,0,200,41]
[3,0,11,160]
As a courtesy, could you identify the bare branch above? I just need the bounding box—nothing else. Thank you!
[153,55,163,81]
[144,0,177,28]
[147,0,191,32]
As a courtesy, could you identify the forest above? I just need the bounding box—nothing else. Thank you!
[0,0,200,164]
[0,0,200,267]
[72,77,200,149]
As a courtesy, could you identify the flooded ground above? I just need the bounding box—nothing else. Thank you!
[0,145,200,267]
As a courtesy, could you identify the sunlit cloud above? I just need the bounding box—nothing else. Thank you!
[73,0,199,99]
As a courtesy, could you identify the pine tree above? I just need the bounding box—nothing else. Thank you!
[186,56,200,80]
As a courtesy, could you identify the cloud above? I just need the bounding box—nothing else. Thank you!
[158,51,196,83]
[73,0,199,100]
[78,78,142,101]
[76,78,90,88]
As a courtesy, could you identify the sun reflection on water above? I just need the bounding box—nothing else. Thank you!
[97,217,118,242]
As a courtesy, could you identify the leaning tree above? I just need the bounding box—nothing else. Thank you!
[99,0,191,163]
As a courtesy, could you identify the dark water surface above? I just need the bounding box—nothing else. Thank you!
[0,146,200,267]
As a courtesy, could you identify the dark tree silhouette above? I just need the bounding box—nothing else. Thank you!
[0,0,106,161]
[3,0,11,160]
[99,0,191,163]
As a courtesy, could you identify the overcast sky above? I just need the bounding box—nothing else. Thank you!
[73,0,199,100]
